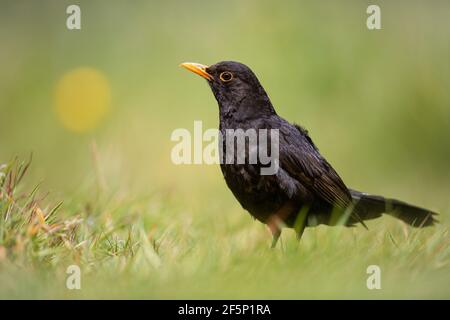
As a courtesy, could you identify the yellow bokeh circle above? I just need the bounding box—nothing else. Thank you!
[54,67,111,133]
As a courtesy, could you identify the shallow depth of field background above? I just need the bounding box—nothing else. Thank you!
[0,0,449,299]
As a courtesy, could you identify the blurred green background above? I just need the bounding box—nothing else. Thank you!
[0,0,449,299]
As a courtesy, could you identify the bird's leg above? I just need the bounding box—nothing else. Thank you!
[294,205,309,243]
[270,228,281,249]
[268,215,283,249]
[296,224,306,242]
[267,202,297,248]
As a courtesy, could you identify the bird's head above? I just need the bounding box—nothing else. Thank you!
[181,61,275,119]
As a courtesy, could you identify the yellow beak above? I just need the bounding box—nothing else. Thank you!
[180,62,212,81]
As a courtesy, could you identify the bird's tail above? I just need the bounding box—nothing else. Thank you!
[349,189,438,227]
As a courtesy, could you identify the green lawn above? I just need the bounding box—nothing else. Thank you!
[1,158,449,299]
[1,1,450,299]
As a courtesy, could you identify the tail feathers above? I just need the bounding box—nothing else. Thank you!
[350,189,438,227]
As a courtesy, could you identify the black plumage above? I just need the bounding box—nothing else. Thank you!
[181,61,438,247]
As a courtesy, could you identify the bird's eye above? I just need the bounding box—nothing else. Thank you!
[219,72,233,82]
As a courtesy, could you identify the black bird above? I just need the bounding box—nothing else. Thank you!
[181,61,438,248]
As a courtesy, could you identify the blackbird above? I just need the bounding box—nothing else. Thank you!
[181,61,438,248]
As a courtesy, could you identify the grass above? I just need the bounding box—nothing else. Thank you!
[1,0,450,299]
[1,157,449,299]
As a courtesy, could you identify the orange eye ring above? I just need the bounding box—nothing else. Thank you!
[219,71,233,82]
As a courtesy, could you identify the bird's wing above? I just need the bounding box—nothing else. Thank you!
[278,124,353,211]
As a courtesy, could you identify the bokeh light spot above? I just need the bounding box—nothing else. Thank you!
[54,67,111,133]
